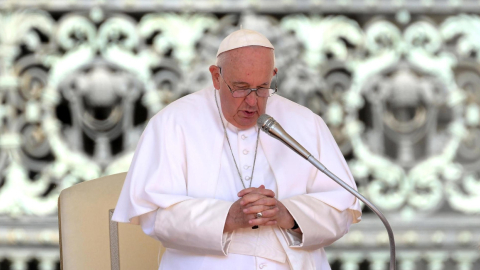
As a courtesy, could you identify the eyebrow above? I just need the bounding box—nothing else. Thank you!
[232,81,269,87]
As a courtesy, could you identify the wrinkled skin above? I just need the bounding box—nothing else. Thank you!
[209,46,276,129]
[223,185,297,232]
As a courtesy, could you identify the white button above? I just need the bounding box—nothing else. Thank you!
[241,134,247,140]
[243,149,249,155]
[243,165,250,170]
[245,176,251,181]
[259,263,267,269]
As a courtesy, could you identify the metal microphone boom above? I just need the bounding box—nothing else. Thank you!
[257,114,396,270]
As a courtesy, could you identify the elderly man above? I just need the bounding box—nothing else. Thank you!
[113,29,361,270]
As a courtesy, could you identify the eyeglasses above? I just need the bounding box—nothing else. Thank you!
[218,66,278,98]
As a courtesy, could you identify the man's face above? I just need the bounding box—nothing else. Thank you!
[209,46,276,129]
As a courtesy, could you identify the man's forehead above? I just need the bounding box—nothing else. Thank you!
[216,29,274,57]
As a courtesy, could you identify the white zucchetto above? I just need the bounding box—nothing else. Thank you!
[216,29,274,57]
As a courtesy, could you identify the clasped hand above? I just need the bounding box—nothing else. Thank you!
[224,185,295,232]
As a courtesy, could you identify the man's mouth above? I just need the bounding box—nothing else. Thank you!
[241,110,256,117]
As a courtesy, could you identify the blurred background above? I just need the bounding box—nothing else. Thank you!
[0,0,479,269]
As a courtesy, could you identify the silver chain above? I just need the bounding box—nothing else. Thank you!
[214,89,260,190]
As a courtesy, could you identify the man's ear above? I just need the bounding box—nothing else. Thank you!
[209,65,221,90]
[273,68,278,76]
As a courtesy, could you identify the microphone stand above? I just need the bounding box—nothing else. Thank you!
[308,157,396,270]
[258,115,396,270]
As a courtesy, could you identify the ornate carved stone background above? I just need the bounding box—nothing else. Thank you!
[0,0,479,269]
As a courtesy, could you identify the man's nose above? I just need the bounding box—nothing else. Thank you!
[244,91,258,106]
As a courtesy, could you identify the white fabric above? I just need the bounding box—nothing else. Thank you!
[112,86,362,270]
[139,118,290,269]
[216,29,274,57]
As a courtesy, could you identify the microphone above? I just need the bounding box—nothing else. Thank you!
[257,114,311,159]
[257,114,397,270]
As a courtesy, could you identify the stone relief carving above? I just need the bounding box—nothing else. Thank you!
[0,8,478,219]
[0,4,478,269]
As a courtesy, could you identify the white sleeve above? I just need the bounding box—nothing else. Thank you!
[139,199,234,256]
[281,116,361,249]
[281,195,354,250]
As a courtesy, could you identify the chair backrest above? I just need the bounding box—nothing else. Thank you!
[58,172,164,270]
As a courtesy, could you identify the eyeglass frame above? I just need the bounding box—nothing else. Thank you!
[217,66,278,98]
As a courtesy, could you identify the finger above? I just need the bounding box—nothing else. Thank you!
[263,220,278,226]
[244,198,277,209]
[243,204,276,215]
[257,187,275,198]
[248,217,276,226]
[250,219,277,227]
[237,187,258,197]
[239,187,275,198]
[256,207,280,218]
[240,193,268,206]
[241,192,278,206]
[237,185,265,197]
[246,197,277,207]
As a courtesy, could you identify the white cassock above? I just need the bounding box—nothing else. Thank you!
[112,86,362,270]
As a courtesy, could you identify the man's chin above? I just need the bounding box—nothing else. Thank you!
[234,117,258,129]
